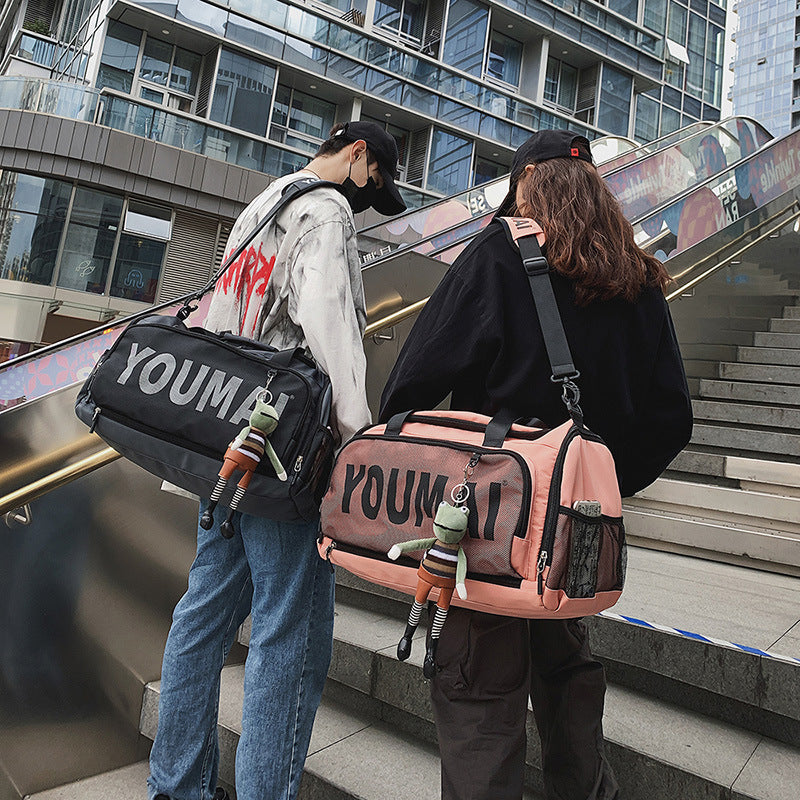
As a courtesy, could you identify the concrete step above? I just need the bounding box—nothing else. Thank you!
[784,305,800,319]
[668,450,800,494]
[682,359,719,378]
[631,477,800,533]
[752,331,800,349]
[690,422,800,457]
[690,328,754,347]
[719,361,800,384]
[699,378,800,406]
[681,343,737,361]
[737,346,800,366]
[227,594,800,799]
[770,318,800,333]
[692,398,800,430]
[139,668,467,800]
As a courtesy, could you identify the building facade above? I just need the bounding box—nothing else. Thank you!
[0,0,727,351]
[729,0,799,137]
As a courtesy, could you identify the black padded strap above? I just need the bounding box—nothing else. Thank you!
[385,410,415,436]
[482,409,520,448]
[515,232,578,381]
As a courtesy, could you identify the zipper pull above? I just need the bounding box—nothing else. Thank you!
[537,550,548,594]
[294,455,303,473]
[325,541,336,572]
[89,407,101,433]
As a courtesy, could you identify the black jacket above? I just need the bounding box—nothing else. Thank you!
[379,220,693,497]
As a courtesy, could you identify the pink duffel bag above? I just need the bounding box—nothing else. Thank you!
[318,407,626,618]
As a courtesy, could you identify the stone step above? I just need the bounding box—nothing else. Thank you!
[737,346,800,366]
[752,331,800,349]
[623,506,800,574]
[680,343,738,361]
[227,596,800,799]
[139,667,490,800]
[784,305,800,319]
[770,318,800,333]
[684,328,755,347]
[682,359,719,378]
[690,422,800,457]
[668,450,800,493]
[692,398,800,430]
[719,361,800,384]
[699,378,800,406]
[632,477,800,531]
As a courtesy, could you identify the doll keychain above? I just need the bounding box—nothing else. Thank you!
[200,386,287,539]
[388,454,479,678]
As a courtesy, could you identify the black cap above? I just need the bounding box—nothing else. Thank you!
[497,130,594,217]
[334,121,407,215]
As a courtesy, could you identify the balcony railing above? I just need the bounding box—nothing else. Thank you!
[15,33,58,68]
[0,78,435,210]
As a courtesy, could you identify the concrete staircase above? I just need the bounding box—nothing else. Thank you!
[626,289,800,574]
[24,542,800,800]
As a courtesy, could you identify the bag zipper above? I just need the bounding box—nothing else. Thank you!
[352,432,532,539]
[402,413,551,440]
[329,539,523,587]
[93,406,288,478]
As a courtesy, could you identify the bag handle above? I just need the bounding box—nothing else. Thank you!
[498,217,583,425]
[177,177,343,320]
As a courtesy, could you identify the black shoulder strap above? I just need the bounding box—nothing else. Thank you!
[497,217,583,422]
[178,177,342,319]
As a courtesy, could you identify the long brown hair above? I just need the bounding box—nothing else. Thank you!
[513,158,670,305]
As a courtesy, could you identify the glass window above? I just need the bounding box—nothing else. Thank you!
[442,0,489,77]
[634,93,660,141]
[643,0,667,34]
[664,58,684,89]
[110,234,165,303]
[485,31,522,86]
[608,0,638,21]
[667,1,687,45]
[210,49,276,137]
[597,64,632,136]
[427,128,473,195]
[473,156,504,185]
[97,20,141,92]
[124,201,172,239]
[56,188,123,295]
[0,172,71,286]
[375,0,425,41]
[226,13,286,58]
[660,104,681,135]
[543,58,577,112]
[269,86,336,151]
[170,47,201,95]
[140,86,164,103]
[140,36,172,86]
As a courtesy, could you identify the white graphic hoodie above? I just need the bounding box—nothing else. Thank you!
[204,171,371,445]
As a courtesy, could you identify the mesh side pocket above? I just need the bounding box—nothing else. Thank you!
[545,508,626,597]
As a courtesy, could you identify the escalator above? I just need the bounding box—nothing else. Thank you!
[1,117,799,798]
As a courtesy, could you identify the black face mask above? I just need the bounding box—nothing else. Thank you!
[341,159,377,213]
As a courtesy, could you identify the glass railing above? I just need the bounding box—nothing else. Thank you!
[0,77,99,121]
[496,0,662,79]
[632,125,800,261]
[358,118,769,264]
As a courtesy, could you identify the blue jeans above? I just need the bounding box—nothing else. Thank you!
[147,503,334,800]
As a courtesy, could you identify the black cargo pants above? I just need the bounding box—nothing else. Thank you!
[430,608,619,800]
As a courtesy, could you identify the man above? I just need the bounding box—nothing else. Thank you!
[148,121,406,800]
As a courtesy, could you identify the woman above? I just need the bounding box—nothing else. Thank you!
[379,130,693,800]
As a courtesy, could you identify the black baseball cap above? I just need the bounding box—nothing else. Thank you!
[334,121,407,215]
[496,130,594,217]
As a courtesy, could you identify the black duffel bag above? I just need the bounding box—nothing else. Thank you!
[75,178,340,521]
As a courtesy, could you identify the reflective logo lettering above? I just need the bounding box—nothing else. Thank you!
[117,343,156,385]
[139,353,177,395]
[195,370,243,419]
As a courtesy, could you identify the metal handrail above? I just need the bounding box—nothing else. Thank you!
[0,447,119,515]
